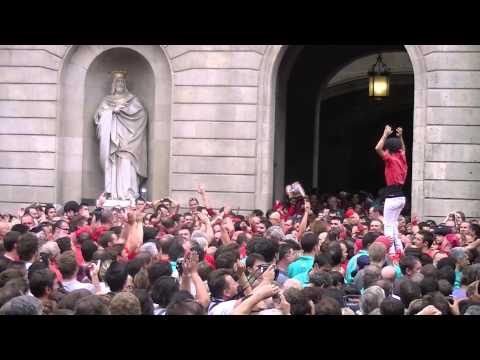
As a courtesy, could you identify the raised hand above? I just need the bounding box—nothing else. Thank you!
[97,192,106,208]
[396,127,403,137]
[253,283,280,300]
[261,264,276,283]
[384,125,393,136]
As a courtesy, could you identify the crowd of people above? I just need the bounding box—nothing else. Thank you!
[0,185,479,315]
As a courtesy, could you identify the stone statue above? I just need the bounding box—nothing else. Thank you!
[94,71,148,200]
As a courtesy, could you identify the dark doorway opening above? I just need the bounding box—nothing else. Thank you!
[276,45,414,210]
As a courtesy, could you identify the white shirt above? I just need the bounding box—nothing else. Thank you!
[62,279,96,294]
[207,299,237,315]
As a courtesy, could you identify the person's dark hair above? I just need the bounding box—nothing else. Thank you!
[126,254,150,278]
[309,271,332,288]
[132,288,154,315]
[380,297,405,315]
[151,276,179,307]
[252,209,264,217]
[208,269,232,299]
[419,253,433,266]
[81,240,98,263]
[284,288,312,315]
[384,137,402,153]
[161,217,176,230]
[56,237,72,254]
[10,224,29,234]
[419,276,439,296]
[418,230,434,248]
[330,271,344,288]
[7,261,27,273]
[438,279,453,297]
[57,289,92,311]
[314,253,332,271]
[0,295,42,315]
[399,256,420,276]
[315,296,342,315]
[423,291,450,315]
[437,256,457,271]
[110,226,122,237]
[57,250,78,279]
[166,299,205,315]
[437,266,455,286]
[302,286,324,303]
[3,231,20,252]
[148,262,172,285]
[215,243,240,262]
[167,237,185,262]
[74,295,110,315]
[300,232,319,253]
[245,253,265,270]
[64,201,80,214]
[283,239,301,251]
[363,265,382,290]
[399,280,422,308]
[326,242,343,267]
[189,241,205,262]
[344,284,361,296]
[109,291,142,315]
[215,251,239,270]
[100,210,113,225]
[143,227,159,244]
[16,232,39,262]
[0,286,22,308]
[51,308,74,315]
[250,238,277,263]
[77,232,92,247]
[362,232,380,250]
[4,277,29,295]
[0,269,25,288]
[278,243,294,262]
[104,261,129,292]
[198,261,213,282]
[44,203,55,215]
[99,231,115,249]
[28,268,56,298]
[421,264,438,280]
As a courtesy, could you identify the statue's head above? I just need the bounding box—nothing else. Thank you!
[111,70,128,95]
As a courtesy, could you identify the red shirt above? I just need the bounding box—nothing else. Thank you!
[383,150,407,186]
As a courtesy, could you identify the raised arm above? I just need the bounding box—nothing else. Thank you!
[197,184,210,209]
[375,125,393,158]
[396,127,406,152]
[231,284,279,315]
[297,199,311,241]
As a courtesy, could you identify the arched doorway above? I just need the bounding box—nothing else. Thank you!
[255,45,428,217]
[57,45,173,203]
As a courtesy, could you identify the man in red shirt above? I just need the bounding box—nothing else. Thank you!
[375,125,408,256]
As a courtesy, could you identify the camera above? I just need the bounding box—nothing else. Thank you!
[176,257,185,276]
[285,182,306,200]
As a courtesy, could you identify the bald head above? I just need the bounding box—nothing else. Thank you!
[282,278,302,291]
[381,266,396,282]
[269,211,281,226]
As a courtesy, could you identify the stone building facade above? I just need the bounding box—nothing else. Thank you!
[0,45,479,223]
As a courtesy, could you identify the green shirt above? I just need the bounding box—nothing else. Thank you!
[345,250,368,284]
[287,255,314,279]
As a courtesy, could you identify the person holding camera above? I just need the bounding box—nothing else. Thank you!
[375,125,408,257]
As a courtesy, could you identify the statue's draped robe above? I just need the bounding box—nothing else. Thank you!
[94,93,147,199]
